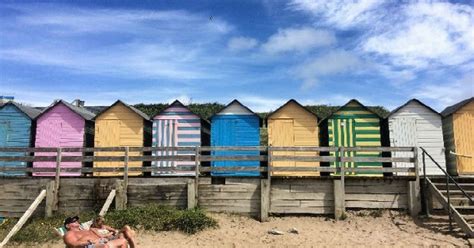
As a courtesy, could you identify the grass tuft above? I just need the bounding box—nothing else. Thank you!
[0,204,217,243]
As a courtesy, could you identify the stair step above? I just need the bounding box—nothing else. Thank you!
[439,190,474,195]
[455,206,474,210]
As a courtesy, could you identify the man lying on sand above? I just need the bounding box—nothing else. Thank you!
[62,216,136,248]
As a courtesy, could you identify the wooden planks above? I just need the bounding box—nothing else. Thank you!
[345,179,408,209]
[270,178,334,214]
[198,178,260,216]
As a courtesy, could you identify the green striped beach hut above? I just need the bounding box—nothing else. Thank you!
[320,99,384,176]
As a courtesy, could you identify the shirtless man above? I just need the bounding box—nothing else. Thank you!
[63,216,129,248]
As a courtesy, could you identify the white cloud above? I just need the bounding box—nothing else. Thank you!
[294,50,361,89]
[412,72,474,110]
[261,27,336,54]
[363,2,474,69]
[288,0,383,29]
[0,5,237,81]
[227,36,258,52]
[234,95,286,112]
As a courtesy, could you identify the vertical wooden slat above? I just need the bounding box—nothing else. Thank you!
[260,178,270,222]
[115,180,125,210]
[194,146,200,203]
[53,147,62,211]
[187,180,196,209]
[123,147,129,208]
[45,180,55,217]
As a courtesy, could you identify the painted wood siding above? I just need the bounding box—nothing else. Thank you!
[94,103,144,177]
[0,105,32,176]
[389,101,446,175]
[152,105,201,176]
[328,101,382,176]
[34,103,85,177]
[268,101,319,176]
[442,115,457,175]
[452,101,474,174]
[211,115,260,177]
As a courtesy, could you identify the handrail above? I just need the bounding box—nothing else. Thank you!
[420,147,474,204]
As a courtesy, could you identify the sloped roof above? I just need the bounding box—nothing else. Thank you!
[0,101,42,119]
[267,99,319,120]
[210,99,260,120]
[386,98,440,119]
[94,100,150,121]
[36,100,96,120]
[320,99,383,122]
[441,97,474,117]
[153,100,209,123]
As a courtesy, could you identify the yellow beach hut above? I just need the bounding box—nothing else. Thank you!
[93,100,151,176]
[267,99,319,176]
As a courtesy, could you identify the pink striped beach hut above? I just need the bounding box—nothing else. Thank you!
[152,100,210,176]
[33,100,95,176]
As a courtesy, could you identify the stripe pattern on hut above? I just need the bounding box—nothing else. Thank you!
[327,100,382,176]
[152,104,201,176]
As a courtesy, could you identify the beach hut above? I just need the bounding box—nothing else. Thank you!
[320,99,383,176]
[0,102,41,176]
[151,100,210,176]
[93,100,151,177]
[441,97,474,175]
[267,99,319,176]
[387,99,446,175]
[211,100,260,177]
[33,100,95,177]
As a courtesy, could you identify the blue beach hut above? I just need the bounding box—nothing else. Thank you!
[0,102,41,176]
[210,100,260,177]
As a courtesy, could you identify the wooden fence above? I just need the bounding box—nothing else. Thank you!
[0,146,420,220]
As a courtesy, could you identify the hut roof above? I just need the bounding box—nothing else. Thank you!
[0,101,42,120]
[211,99,260,120]
[267,99,319,119]
[386,98,440,119]
[441,97,474,117]
[94,100,150,121]
[153,100,209,124]
[320,99,383,122]
[35,100,96,121]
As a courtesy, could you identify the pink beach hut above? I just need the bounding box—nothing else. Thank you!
[33,100,95,176]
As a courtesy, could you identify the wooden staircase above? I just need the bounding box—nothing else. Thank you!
[426,178,474,237]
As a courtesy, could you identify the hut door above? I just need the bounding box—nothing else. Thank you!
[455,113,474,173]
[0,121,7,146]
[390,118,416,175]
[270,119,295,168]
[96,120,121,173]
[330,118,356,172]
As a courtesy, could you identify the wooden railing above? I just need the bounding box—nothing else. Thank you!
[0,146,419,220]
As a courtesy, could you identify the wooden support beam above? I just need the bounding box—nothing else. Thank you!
[115,180,125,210]
[0,190,46,248]
[334,179,345,220]
[123,147,129,208]
[99,190,116,216]
[194,147,200,204]
[45,180,55,217]
[408,181,421,217]
[260,178,270,222]
[187,180,196,209]
[53,148,62,212]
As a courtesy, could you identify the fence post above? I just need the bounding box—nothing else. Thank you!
[260,178,270,222]
[115,180,125,210]
[187,180,196,209]
[45,180,55,217]
[53,147,62,212]
[335,147,346,220]
[123,147,129,209]
[194,146,200,205]
[410,147,421,217]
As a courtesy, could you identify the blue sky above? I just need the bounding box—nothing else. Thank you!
[0,0,473,112]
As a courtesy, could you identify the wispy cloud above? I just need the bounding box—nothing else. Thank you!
[412,72,474,110]
[293,50,361,89]
[227,36,258,52]
[0,4,234,81]
[261,27,336,54]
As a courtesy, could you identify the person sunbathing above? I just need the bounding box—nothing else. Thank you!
[90,216,119,240]
[63,216,133,248]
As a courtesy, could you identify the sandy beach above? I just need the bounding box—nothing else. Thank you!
[8,210,470,248]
